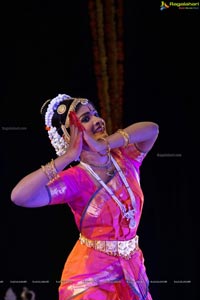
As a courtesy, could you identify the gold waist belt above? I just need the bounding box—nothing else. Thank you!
[79,233,139,260]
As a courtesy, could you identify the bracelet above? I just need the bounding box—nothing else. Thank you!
[117,129,130,147]
[41,159,58,182]
[98,138,111,157]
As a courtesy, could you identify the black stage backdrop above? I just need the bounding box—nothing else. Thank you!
[0,1,199,300]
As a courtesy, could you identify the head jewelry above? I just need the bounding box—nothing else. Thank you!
[43,94,88,156]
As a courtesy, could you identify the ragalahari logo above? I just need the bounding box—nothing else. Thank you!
[160,1,170,10]
[160,1,199,10]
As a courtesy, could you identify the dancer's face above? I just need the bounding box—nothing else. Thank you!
[76,104,107,139]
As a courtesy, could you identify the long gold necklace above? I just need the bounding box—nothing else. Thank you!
[80,155,136,228]
[81,153,115,176]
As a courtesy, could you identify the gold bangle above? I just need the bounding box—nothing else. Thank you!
[117,129,130,147]
[98,138,111,156]
[41,159,58,181]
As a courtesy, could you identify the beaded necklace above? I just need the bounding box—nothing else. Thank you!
[80,155,136,229]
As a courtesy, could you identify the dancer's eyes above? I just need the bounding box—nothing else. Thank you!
[80,111,100,123]
[81,114,90,123]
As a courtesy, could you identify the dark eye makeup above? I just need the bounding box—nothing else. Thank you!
[80,111,100,123]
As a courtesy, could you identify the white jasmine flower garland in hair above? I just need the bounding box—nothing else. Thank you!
[45,94,71,156]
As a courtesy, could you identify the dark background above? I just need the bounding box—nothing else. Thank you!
[0,1,199,299]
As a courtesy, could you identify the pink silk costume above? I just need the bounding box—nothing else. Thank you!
[47,144,153,300]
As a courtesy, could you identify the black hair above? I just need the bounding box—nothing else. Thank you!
[40,97,95,137]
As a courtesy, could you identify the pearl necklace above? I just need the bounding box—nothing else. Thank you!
[80,155,136,229]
